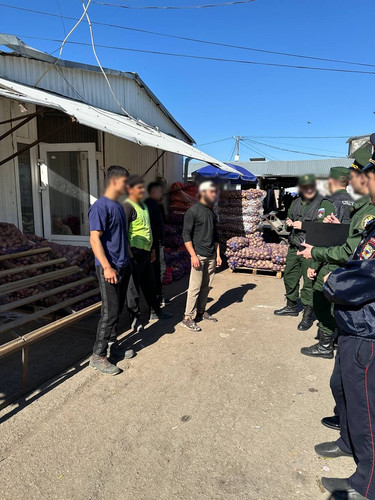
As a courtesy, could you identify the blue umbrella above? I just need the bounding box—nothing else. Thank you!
[195,163,257,183]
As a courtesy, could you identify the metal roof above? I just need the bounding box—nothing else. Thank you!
[0,77,237,173]
[0,34,194,144]
[189,157,353,178]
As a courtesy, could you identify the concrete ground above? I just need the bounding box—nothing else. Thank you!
[0,269,355,499]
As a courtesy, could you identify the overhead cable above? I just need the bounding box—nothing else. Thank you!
[18,36,375,75]
[2,4,375,70]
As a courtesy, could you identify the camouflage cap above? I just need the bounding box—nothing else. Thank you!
[329,166,350,181]
[350,148,371,172]
[298,173,316,186]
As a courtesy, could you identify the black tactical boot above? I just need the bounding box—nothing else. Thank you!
[274,299,299,316]
[301,329,334,359]
[297,305,314,331]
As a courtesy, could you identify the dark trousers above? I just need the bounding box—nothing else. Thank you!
[152,243,163,300]
[334,336,375,498]
[93,265,131,357]
[127,248,160,318]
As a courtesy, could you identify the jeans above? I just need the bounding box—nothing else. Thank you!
[127,248,160,318]
[93,265,131,357]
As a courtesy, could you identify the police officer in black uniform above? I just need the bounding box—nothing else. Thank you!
[315,153,375,499]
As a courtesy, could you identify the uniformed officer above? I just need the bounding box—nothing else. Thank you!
[314,154,375,500]
[274,174,334,331]
[297,151,375,433]
[298,167,354,359]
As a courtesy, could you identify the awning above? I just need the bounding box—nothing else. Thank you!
[194,163,257,183]
[0,77,237,173]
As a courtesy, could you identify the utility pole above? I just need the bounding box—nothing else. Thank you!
[233,136,244,161]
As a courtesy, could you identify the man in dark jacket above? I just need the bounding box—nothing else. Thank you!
[274,174,334,331]
[315,155,375,499]
[145,182,167,307]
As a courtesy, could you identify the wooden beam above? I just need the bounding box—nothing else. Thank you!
[0,113,39,143]
[0,258,67,278]
[0,301,102,359]
[0,276,96,314]
[0,118,75,167]
[0,247,51,262]
[0,288,100,335]
[0,266,81,294]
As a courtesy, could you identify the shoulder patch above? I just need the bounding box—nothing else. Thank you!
[361,214,375,229]
[360,237,375,260]
[317,208,325,219]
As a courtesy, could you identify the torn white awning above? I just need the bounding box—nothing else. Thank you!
[0,77,237,173]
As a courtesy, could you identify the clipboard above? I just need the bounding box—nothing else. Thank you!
[302,221,350,247]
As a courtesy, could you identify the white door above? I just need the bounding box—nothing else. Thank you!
[39,143,98,244]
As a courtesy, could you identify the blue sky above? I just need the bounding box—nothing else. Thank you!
[1,0,375,161]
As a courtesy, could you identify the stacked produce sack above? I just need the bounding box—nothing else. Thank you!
[218,189,266,244]
[219,190,288,273]
[225,235,288,272]
[0,223,99,310]
[163,183,198,283]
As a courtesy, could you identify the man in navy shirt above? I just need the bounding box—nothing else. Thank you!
[89,165,133,375]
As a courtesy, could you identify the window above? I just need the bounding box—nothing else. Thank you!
[17,144,35,234]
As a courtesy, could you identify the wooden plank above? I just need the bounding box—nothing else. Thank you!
[0,258,67,278]
[0,247,51,262]
[0,301,101,359]
[0,277,96,314]
[0,266,80,295]
[0,288,100,335]
[232,267,284,279]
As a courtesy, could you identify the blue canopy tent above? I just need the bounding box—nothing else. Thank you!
[194,163,257,184]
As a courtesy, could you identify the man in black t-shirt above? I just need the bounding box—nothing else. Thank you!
[181,181,221,332]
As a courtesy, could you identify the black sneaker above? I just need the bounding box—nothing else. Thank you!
[160,295,171,308]
[180,317,202,331]
[150,310,173,320]
[107,342,134,360]
[131,317,144,333]
[89,354,121,375]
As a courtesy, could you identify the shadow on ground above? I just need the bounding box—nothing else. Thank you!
[0,277,256,421]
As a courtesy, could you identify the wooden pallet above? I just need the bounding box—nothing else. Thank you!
[231,267,284,279]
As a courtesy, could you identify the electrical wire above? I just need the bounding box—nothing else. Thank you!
[241,140,279,160]
[197,137,233,146]
[92,0,256,9]
[18,36,375,75]
[245,135,349,139]
[245,139,335,157]
[33,0,92,87]
[246,138,344,155]
[2,4,375,70]
[81,0,130,117]
[56,0,67,36]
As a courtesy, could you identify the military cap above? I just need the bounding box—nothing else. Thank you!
[298,173,316,186]
[329,166,350,181]
[363,151,375,173]
[350,148,370,172]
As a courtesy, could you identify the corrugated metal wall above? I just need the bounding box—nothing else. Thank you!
[104,133,182,193]
[0,54,189,143]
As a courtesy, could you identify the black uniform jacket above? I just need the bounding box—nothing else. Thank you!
[323,219,375,339]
